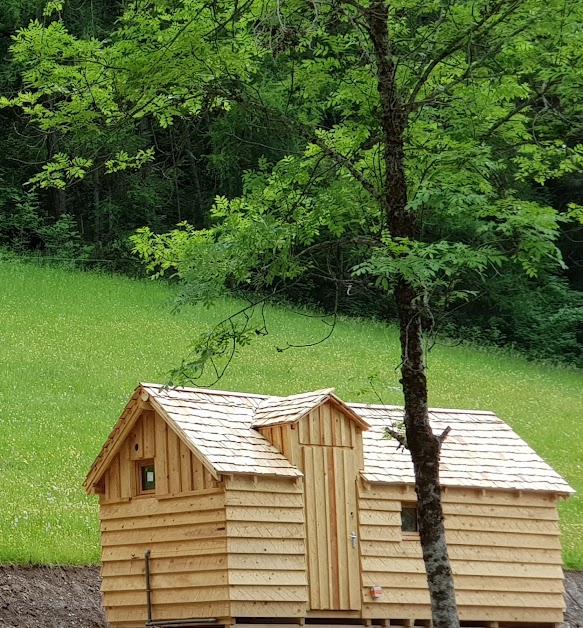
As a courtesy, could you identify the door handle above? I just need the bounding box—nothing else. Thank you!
[350,531,357,549]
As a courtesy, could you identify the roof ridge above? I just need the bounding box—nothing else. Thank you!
[256,387,335,409]
[348,401,496,415]
[140,382,270,399]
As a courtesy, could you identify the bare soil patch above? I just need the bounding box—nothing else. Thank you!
[565,570,583,628]
[0,565,105,627]
[0,566,582,628]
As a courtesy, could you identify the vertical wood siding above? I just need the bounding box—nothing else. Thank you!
[302,445,361,611]
[260,403,364,614]
[358,482,566,623]
[295,403,362,612]
[102,410,218,504]
[225,475,308,618]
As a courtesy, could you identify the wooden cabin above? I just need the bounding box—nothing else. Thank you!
[84,384,574,628]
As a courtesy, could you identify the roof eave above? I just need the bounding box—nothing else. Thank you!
[84,384,145,493]
[359,474,575,497]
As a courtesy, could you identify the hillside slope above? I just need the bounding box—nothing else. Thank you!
[0,258,581,565]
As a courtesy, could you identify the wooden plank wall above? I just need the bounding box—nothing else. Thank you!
[100,489,229,628]
[302,445,361,611]
[291,404,362,612]
[298,403,355,448]
[258,424,300,467]
[225,475,308,618]
[99,409,227,628]
[102,410,218,503]
[358,482,565,623]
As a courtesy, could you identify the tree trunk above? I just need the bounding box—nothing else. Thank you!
[46,131,67,216]
[394,280,459,628]
[366,2,460,626]
[93,167,101,245]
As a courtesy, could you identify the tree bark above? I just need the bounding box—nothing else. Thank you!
[46,131,67,217]
[93,167,101,245]
[365,2,460,627]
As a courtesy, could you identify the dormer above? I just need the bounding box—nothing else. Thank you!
[252,389,369,471]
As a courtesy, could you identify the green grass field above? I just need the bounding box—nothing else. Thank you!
[1,257,582,566]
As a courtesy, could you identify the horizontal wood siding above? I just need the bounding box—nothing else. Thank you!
[100,486,229,628]
[358,482,565,623]
[225,475,308,618]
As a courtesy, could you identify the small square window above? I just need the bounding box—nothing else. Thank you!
[401,505,418,533]
[138,461,155,493]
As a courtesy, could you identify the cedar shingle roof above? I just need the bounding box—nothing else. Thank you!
[252,388,369,430]
[85,384,574,495]
[351,403,574,494]
[253,389,335,428]
[141,384,302,478]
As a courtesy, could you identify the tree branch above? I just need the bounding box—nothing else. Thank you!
[384,425,408,450]
[437,425,452,449]
[407,0,527,108]
[309,134,384,204]
[229,92,384,205]
[483,81,550,139]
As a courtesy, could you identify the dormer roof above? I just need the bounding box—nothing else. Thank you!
[252,388,369,430]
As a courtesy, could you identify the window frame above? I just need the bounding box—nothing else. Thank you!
[136,459,156,495]
[400,502,419,537]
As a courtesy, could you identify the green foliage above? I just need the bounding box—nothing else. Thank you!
[38,213,93,262]
[104,149,155,174]
[445,274,583,367]
[353,239,504,293]
[0,186,43,251]
[0,0,582,367]
[5,1,259,136]
[42,0,62,17]
[28,154,93,190]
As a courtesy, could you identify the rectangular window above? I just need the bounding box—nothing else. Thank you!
[401,504,418,533]
[138,460,156,494]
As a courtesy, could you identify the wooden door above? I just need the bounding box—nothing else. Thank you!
[303,445,361,611]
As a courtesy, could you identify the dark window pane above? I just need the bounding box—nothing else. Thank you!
[401,507,418,532]
[141,464,155,491]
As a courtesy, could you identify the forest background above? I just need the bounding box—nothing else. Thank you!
[0,0,582,368]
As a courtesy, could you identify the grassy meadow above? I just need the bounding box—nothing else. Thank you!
[0,256,582,566]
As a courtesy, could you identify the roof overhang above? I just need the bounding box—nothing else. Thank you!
[252,389,370,431]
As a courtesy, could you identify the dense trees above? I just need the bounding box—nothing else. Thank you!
[0,1,581,367]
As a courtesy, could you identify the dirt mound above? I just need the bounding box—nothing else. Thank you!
[0,565,105,627]
[1,566,582,628]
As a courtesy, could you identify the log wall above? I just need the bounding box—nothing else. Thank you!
[358,482,566,624]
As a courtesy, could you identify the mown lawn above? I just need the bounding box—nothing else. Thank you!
[0,257,582,566]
